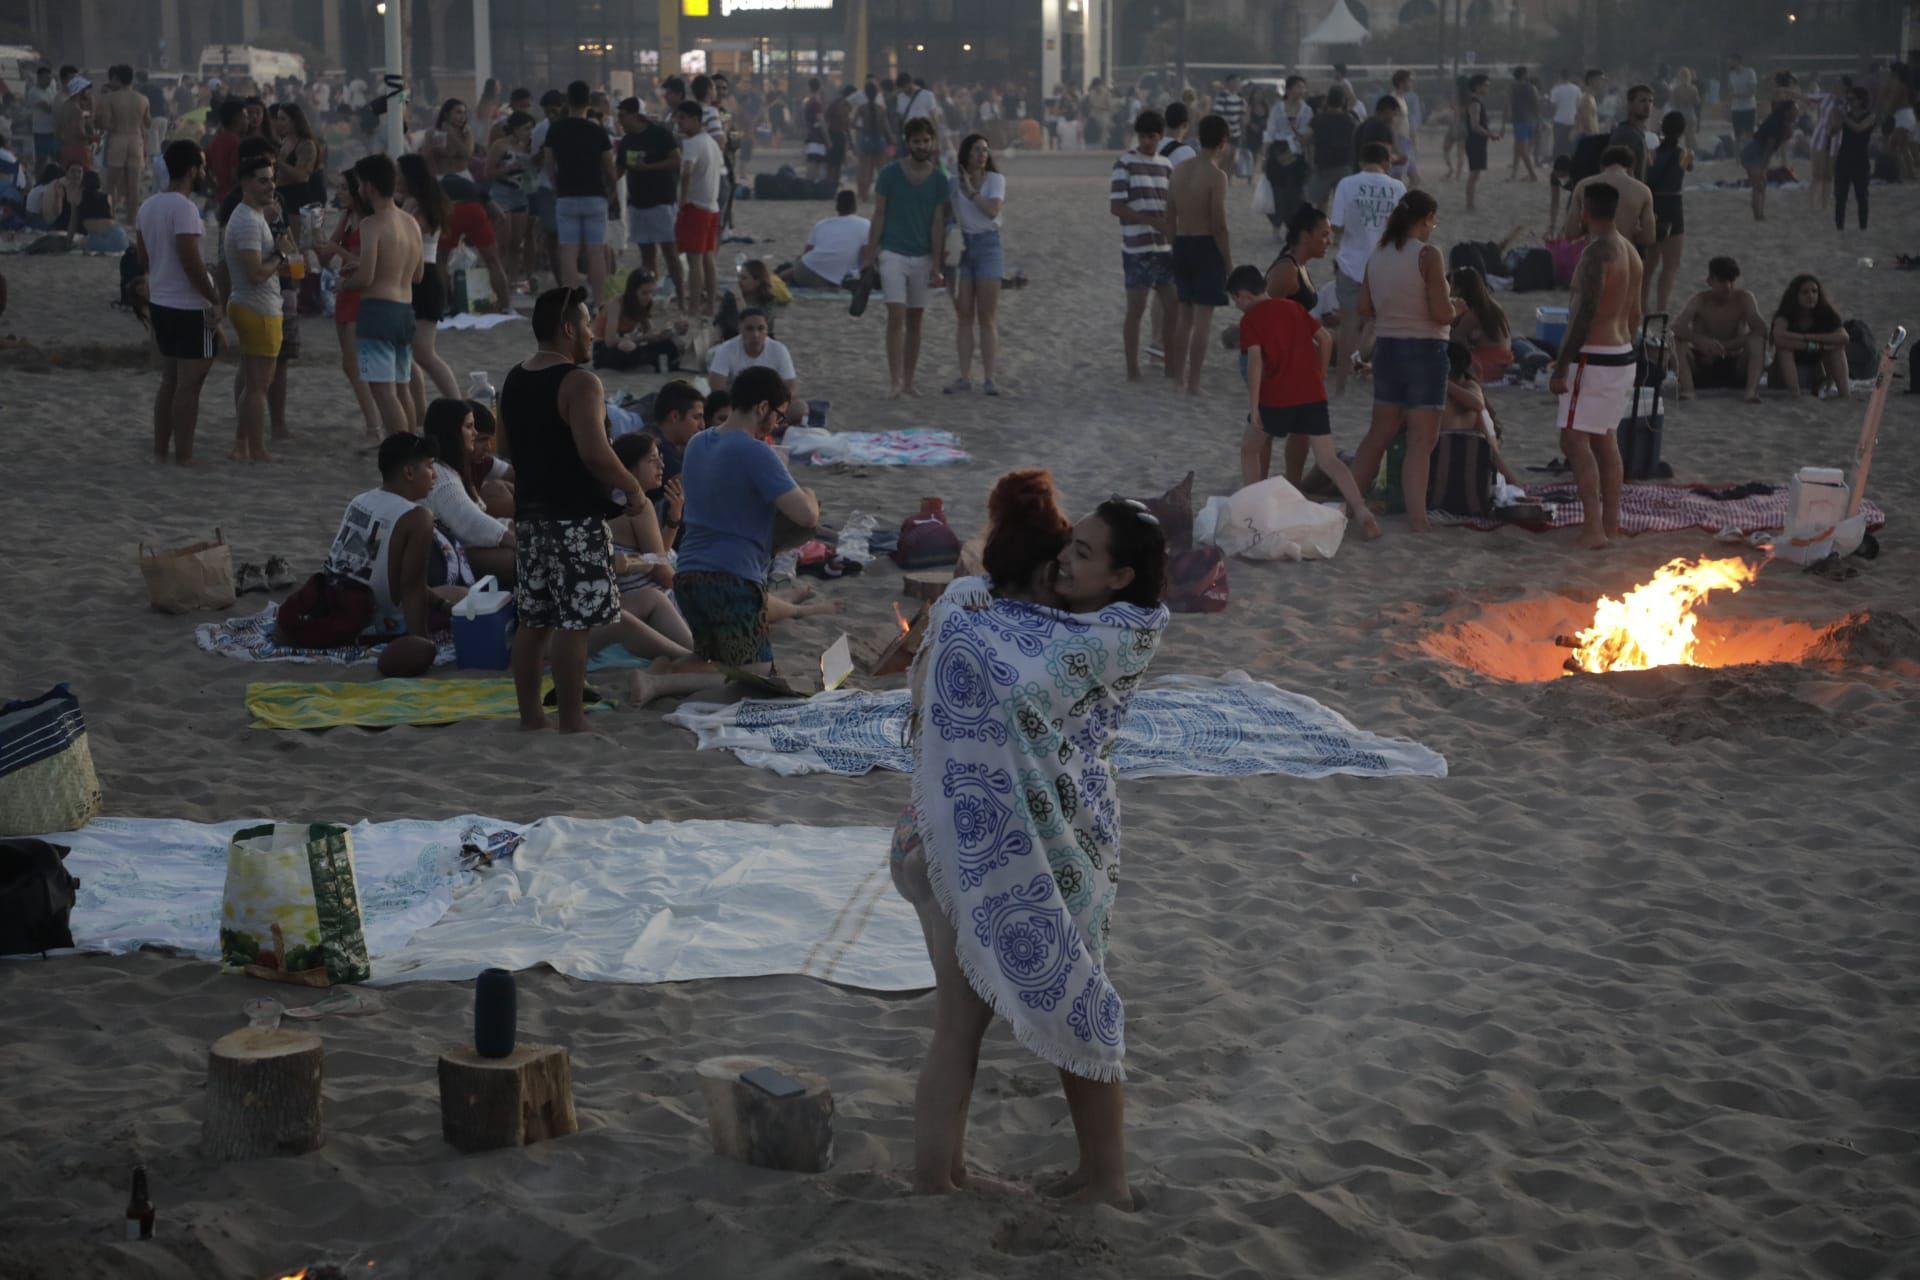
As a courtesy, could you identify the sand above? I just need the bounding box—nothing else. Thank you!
[1,137,1917,1280]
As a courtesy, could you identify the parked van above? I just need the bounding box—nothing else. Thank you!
[198,45,307,89]
[0,45,45,100]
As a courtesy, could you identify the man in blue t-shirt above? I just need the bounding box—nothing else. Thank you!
[859,115,949,398]
[628,365,820,706]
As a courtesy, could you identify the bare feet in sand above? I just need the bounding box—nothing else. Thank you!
[1575,527,1611,550]
[1357,513,1384,540]
[1040,1168,1136,1210]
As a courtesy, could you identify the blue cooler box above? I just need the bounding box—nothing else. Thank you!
[452,576,516,669]
[1535,305,1569,348]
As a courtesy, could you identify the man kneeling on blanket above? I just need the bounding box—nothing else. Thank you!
[627,364,821,707]
[321,431,447,678]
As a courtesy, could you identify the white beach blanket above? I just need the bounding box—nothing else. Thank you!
[436,312,523,331]
[35,815,932,991]
[667,672,1449,781]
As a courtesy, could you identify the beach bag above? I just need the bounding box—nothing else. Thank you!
[1545,236,1584,287]
[1508,247,1556,293]
[1250,175,1275,218]
[1209,477,1346,561]
[0,685,104,837]
[1426,433,1495,518]
[892,497,962,569]
[220,822,371,987]
[139,529,236,614]
[0,839,78,956]
[274,573,376,649]
[1619,313,1669,482]
[1165,545,1230,614]
[1844,319,1876,381]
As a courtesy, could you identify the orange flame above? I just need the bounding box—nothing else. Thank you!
[273,1272,308,1280]
[893,603,912,635]
[1566,556,1759,674]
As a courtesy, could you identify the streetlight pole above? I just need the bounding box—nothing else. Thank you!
[384,0,406,156]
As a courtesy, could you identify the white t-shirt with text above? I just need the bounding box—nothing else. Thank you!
[1329,170,1407,284]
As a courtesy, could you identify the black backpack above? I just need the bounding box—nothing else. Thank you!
[1844,319,1876,381]
[0,840,78,956]
[1507,247,1556,293]
[1448,240,1502,279]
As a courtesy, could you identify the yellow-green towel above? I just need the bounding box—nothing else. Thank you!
[247,678,615,730]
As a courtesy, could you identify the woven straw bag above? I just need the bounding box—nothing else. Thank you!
[0,685,103,837]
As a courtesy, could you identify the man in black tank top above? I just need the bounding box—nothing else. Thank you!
[499,286,645,733]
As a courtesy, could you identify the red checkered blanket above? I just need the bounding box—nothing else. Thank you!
[1436,483,1888,535]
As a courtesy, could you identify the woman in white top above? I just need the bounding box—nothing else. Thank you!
[1263,75,1314,226]
[396,154,461,419]
[1349,190,1468,533]
[421,398,516,585]
[946,133,1007,397]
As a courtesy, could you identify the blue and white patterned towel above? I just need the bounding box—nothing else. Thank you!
[667,671,1449,782]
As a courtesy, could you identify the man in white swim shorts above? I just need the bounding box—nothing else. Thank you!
[1550,180,1643,551]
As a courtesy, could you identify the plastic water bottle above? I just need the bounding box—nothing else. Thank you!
[466,370,497,411]
[733,251,747,276]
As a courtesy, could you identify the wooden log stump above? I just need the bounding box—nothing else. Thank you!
[201,1027,325,1161]
[697,1056,834,1173]
[437,1043,578,1153]
[902,571,954,603]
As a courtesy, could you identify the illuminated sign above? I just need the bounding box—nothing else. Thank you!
[720,0,834,13]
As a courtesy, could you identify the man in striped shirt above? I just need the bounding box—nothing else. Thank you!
[1109,109,1176,381]
[1214,74,1248,179]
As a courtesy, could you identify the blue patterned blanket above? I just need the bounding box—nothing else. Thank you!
[666,671,1448,782]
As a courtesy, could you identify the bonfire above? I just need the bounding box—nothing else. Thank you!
[1565,557,1760,674]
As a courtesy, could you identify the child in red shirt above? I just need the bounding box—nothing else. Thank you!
[1231,264,1380,538]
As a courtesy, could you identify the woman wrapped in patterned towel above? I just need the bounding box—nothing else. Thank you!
[891,472,1169,1208]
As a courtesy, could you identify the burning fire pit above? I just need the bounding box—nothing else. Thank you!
[1421,556,1914,684]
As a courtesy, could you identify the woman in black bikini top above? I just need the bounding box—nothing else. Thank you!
[1265,203,1331,311]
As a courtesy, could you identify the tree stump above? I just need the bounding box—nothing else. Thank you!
[437,1043,578,1153]
[903,571,954,603]
[696,1056,835,1173]
[202,1027,325,1161]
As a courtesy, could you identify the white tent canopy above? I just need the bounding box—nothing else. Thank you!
[1303,0,1371,46]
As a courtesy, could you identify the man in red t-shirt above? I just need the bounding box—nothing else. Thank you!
[203,100,244,201]
[1231,264,1381,538]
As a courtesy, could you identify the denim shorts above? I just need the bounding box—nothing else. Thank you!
[490,181,529,213]
[1372,336,1449,410]
[555,195,609,246]
[958,229,1004,282]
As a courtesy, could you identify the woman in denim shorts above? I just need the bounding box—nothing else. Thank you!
[1350,190,1466,533]
[945,133,1009,396]
[486,112,539,290]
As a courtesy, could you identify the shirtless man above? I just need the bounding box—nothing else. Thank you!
[1574,69,1605,140]
[1166,113,1232,394]
[1672,256,1766,403]
[100,65,150,223]
[341,154,424,434]
[1562,145,1656,252]
[1551,182,1643,551]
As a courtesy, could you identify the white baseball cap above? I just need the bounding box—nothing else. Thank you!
[67,75,91,96]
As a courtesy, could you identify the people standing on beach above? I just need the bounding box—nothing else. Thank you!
[1727,55,1759,147]
[1608,84,1656,181]
[1167,113,1232,395]
[615,98,684,302]
[224,153,295,462]
[1673,255,1766,403]
[1307,86,1355,210]
[136,140,220,465]
[1214,73,1247,178]
[947,132,1007,396]
[55,75,96,170]
[487,111,540,293]
[394,154,459,415]
[674,100,724,320]
[319,170,384,439]
[1356,95,1403,172]
[1462,74,1499,210]
[1562,146,1656,254]
[1231,265,1380,537]
[1551,182,1643,550]
[322,431,443,678]
[1644,111,1692,314]
[100,66,149,224]
[1390,69,1422,186]
[628,366,820,707]
[500,286,635,733]
[1508,67,1540,181]
[1263,76,1313,224]
[864,115,950,398]
[27,67,57,169]
[340,154,424,436]
[1668,67,1701,153]
[1109,109,1175,382]
[1549,68,1581,159]
[1328,141,1404,396]
[423,99,476,180]
[1832,86,1877,231]
[1574,69,1604,144]
[894,482,1167,1208]
[269,103,324,226]
[1348,190,1464,533]
[1742,74,1801,222]
[854,79,891,203]
[545,81,617,306]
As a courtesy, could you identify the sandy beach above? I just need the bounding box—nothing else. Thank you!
[1,137,1917,1279]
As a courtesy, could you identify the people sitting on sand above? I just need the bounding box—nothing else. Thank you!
[467,398,516,516]
[1447,265,1513,384]
[421,397,516,584]
[1672,256,1767,402]
[779,190,869,290]
[1441,341,1523,486]
[1230,264,1380,538]
[627,365,821,707]
[706,309,798,398]
[1560,145,1655,252]
[737,258,790,308]
[704,386,732,428]
[638,379,703,531]
[1768,273,1851,399]
[605,432,697,659]
[321,431,447,678]
[593,270,684,371]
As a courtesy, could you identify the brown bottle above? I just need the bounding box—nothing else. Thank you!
[125,1166,154,1241]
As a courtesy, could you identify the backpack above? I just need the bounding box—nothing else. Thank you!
[1448,239,1501,279]
[1507,246,1556,293]
[273,572,376,649]
[0,839,78,956]
[892,499,962,569]
[1844,318,1876,381]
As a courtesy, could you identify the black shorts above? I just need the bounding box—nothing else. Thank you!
[1171,235,1227,307]
[1732,108,1756,136]
[1465,133,1489,172]
[1689,352,1746,389]
[512,517,621,632]
[1259,401,1332,438]
[412,264,447,322]
[151,303,217,361]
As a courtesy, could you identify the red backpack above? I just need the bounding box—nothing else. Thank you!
[273,573,376,649]
[892,498,962,570]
